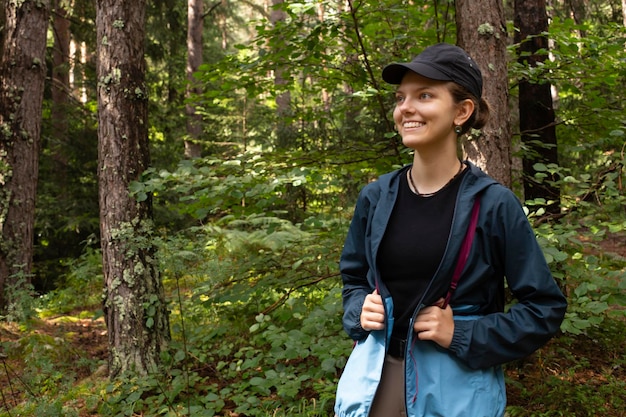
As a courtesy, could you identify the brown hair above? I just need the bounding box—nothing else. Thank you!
[448,82,490,135]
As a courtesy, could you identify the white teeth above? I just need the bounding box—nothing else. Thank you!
[404,121,424,128]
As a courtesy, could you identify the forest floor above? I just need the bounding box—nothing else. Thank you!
[0,233,624,416]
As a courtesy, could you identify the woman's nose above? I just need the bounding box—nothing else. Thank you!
[398,98,414,113]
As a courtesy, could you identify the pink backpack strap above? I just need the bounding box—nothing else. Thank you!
[442,196,481,308]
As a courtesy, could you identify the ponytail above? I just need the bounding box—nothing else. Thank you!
[448,83,490,135]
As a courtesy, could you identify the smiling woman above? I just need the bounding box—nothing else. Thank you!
[334,43,567,417]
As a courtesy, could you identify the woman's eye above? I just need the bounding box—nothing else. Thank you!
[420,92,432,99]
[395,95,405,103]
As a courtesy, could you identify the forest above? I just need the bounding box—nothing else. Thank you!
[0,0,624,416]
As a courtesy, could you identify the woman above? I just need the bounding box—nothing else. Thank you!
[334,43,567,417]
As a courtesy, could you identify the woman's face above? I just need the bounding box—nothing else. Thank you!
[393,72,468,151]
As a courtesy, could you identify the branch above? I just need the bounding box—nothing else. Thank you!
[202,1,223,19]
[237,0,271,20]
[261,272,340,315]
[532,162,624,225]
[519,120,566,136]
[346,0,397,149]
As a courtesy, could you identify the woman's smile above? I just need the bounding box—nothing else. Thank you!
[402,121,425,129]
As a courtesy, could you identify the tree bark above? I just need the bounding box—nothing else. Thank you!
[0,0,49,312]
[455,0,512,187]
[515,0,560,214]
[270,0,302,220]
[185,0,203,159]
[271,0,294,149]
[96,0,170,377]
[51,0,71,196]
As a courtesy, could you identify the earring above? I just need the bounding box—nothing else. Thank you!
[454,125,463,134]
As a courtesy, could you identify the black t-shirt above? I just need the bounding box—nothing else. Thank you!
[377,166,467,339]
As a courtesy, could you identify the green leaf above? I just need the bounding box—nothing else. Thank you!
[248,376,266,386]
[174,349,186,362]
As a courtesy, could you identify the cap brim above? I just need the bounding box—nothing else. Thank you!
[382,62,452,85]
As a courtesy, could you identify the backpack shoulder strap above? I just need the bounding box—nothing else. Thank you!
[442,195,481,308]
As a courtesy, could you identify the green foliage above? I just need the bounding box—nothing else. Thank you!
[510,19,626,152]
[0,326,103,417]
[534,216,625,336]
[19,1,626,416]
[97,291,347,416]
[38,245,103,317]
[505,319,626,417]
[94,172,350,415]
[527,127,625,335]
[512,18,626,338]
[1,270,37,324]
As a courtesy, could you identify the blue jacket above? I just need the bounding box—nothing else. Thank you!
[336,162,567,416]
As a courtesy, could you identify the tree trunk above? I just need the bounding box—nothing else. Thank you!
[0,0,49,312]
[455,0,512,187]
[567,0,587,35]
[96,0,170,378]
[271,0,293,149]
[515,0,560,214]
[51,0,71,196]
[185,0,203,159]
[270,0,302,220]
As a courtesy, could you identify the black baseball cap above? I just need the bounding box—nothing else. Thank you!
[382,43,483,99]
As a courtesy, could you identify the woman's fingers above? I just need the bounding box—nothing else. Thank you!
[413,300,454,348]
[361,289,385,331]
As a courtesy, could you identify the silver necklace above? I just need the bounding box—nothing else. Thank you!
[408,161,464,197]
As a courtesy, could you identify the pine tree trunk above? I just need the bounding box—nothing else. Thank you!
[51,0,71,197]
[271,0,302,220]
[456,0,512,187]
[96,0,170,378]
[271,0,293,149]
[515,0,560,214]
[0,0,49,312]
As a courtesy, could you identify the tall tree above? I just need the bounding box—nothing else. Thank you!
[455,0,512,187]
[50,0,71,203]
[515,0,560,214]
[269,0,303,220]
[185,0,204,159]
[96,0,170,377]
[270,0,293,148]
[51,0,71,141]
[0,0,50,312]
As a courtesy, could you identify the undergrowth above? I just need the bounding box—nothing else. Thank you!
[1,146,624,416]
[1,210,624,416]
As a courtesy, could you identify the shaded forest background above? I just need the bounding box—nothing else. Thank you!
[0,0,625,416]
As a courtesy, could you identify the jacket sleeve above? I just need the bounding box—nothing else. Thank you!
[448,188,567,369]
[339,186,377,341]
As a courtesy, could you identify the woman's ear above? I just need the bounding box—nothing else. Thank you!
[454,99,475,126]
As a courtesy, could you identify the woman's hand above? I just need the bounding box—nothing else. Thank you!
[360,289,385,331]
[413,298,454,348]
